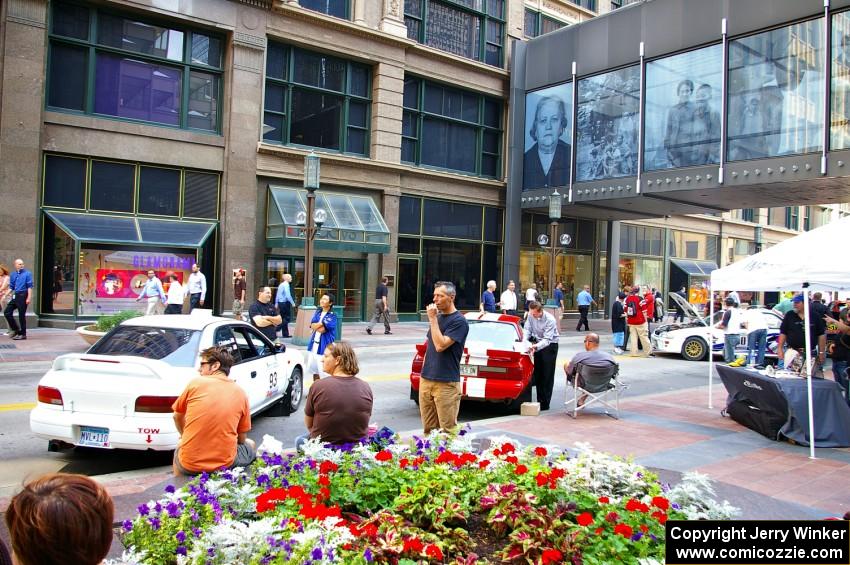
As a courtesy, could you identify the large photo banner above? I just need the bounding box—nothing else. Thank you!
[523,82,573,191]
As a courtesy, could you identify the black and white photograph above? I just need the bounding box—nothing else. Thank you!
[575,66,640,182]
[522,82,573,191]
[644,45,722,171]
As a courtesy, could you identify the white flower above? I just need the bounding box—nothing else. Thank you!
[667,472,739,520]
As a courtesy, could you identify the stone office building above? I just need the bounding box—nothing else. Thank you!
[0,0,846,326]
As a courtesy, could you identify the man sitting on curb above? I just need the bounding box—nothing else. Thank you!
[172,346,256,476]
[564,333,617,405]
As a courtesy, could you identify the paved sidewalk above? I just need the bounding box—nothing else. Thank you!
[3,321,849,560]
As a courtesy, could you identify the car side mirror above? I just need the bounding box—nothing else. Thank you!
[276,342,286,353]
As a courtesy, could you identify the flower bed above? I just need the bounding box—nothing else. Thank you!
[120,429,737,564]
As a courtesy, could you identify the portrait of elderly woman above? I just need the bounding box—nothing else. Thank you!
[523,90,572,190]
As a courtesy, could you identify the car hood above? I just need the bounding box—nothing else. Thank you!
[668,292,706,326]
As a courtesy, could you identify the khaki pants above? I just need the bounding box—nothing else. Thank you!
[419,378,461,435]
[145,296,162,316]
[628,322,652,356]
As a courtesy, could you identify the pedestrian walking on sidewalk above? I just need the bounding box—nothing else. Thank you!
[500,280,518,316]
[4,259,32,340]
[420,281,469,434]
[164,274,184,314]
[611,291,627,354]
[366,276,392,335]
[524,300,560,410]
[576,285,596,331]
[186,263,207,311]
[625,286,652,357]
[276,273,296,338]
[479,280,498,313]
[232,268,246,321]
[0,263,11,333]
[135,269,166,316]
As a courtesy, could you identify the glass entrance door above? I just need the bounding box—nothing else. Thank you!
[397,258,420,317]
[341,262,364,320]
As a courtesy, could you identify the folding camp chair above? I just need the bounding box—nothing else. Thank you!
[564,361,627,419]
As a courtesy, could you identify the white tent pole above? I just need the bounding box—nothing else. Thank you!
[803,287,816,459]
[708,289,714,409]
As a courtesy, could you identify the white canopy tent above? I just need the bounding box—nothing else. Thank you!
[708,216,850,459]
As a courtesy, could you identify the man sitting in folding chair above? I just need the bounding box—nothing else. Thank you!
[564,333,625,418]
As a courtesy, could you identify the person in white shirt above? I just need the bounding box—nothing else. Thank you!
[715,297,745,363]
[186,263,207,311]
[743,304,768,366]
[500,280,518,316]
[165,274,184,314]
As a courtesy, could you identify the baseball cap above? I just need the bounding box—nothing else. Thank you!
[724,297,735,305]
[792,294,805,303]
[632,285,640,293]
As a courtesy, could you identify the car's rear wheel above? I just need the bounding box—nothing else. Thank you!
[284,367,304,414]
[682,336,708,361]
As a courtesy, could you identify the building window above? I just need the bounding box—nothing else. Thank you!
[570,0,596,11]
[42,153,220,219]
[785,206,799,231]
[402,76,502,178]
[524,9,567,39]
[263,43,371,156]
[299,0,350,19]
[831,12,850,149]
[644,44,722,171]
[728,18,824,161]
[404,0,505,67]
[668,231,718,260]
[47,1,223,132]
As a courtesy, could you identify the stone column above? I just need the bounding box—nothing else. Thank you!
[379,0,407,38]
[371,61,404,163]
[353,0,366,25]
[0,0,47,318]
[220,12,267,311]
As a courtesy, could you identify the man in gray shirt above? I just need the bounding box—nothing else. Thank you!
[565,333,617,387]
[523,300,560,410]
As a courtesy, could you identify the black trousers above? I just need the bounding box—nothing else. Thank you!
[533,343,559,410]
[278,302,292,337]
[4,294,27,336]
[577,305,590,331]
[165,304,183,314]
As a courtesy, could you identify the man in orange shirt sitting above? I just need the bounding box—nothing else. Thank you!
[172,346,256,475]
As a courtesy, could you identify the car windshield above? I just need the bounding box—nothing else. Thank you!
[466,321,519,349]
[89,326,202,367]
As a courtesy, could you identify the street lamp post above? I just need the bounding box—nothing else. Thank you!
[292,152,326,345]
[536,189,563,303]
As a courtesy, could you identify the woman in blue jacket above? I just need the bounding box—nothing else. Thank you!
[306,293,337,382]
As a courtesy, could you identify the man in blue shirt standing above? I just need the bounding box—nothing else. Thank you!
[275,273,296,338]
[575,284,596,332]
[4,259,33,340]
[479,280,497,313]
[135,269,166,316]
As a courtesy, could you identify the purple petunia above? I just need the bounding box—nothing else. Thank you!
[193,527,203,538]
[631,532,644,542]
[176,545,187,556]
[166,501,181,518]
[311,547,323,560]
[164,484,176,494]
[148,517,161,530]
[137,504,150,516]
[364,548,374,562]
[122,520,133,532]
[176,530,186,544]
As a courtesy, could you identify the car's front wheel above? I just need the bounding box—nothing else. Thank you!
[283,368,303,414]
[682,336,708,361]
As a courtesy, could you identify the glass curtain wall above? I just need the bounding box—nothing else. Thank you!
[832,11,850,149]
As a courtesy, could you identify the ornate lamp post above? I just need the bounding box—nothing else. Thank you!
[536,189,569,304]
[292,152,327,345]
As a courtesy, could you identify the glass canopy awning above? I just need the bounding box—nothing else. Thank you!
[266,186,391,253]
[45,211,217,247]
[670,258,718,276]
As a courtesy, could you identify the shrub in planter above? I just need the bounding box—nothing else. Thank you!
[118,430,738,564]
[95,310,142,333]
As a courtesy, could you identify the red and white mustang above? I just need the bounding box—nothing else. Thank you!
[409,312,535,412]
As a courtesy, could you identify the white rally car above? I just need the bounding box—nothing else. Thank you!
[651,292,782,362]
[31,314,304,451]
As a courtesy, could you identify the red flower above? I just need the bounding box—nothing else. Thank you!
[375,450,392,462]
[625,498,649,513]
[403,537,424,553]
[605,511,620,523]
[459,452,478,465]
[479,459,491,469]
[492,448,501,456]
[640,524,649,533]
[255,487,288,513]
[550,468,566,480]
[651,496,670,511]
[514,464,529,475]
[595,527,604,535]
[541,548,562,563]
[614,524,634,538]
[425,544,444,561]
[435,451,458,465]
[399,458,409,469]
[318,487,330,501]
[598,496,610,504]
[412,456,425,467]
[535,472,549,487]
[319,460,338,474]
[534,446,548,457]
[576,512,594,526]
[651,511,668,524]
[500,442,515,454]
[505,455,519,465]
[317,474,330,487]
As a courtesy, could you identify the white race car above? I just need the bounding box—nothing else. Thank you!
[31,314,304,451]
[651,292,782,362]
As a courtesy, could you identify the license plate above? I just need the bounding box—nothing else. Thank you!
[79,426,110,448]
[460,364,478,376]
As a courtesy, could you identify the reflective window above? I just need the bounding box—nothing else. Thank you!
[620,224,662,255]
[483,207,503,241]
[832,12,850,149]
[422,239,481,310]
[90,161,135,213]
[263,43,371,156]
[89,327,202,367]
[523,82,572,190]
[398,196,422,235]
[41,218,76,315]
[644,44,722,171]
[524,8,566,39]
[728,18,824,161]
[47,1,222,132]
[403,76,502,178]
[668,231,718,260]
[138,167,180,216]
[405,0,504,67]
[43,155,86,209]
[576,66,640,181]
[423,200,482,239]
[300,0,349,19]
